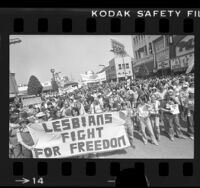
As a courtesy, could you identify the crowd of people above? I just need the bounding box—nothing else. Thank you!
[9,73,194,158]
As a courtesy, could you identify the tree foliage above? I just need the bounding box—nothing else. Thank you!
[27,75,43,95]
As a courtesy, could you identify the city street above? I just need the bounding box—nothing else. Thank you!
[99,126,194,159]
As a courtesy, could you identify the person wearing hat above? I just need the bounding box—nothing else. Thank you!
[9,117,34,158]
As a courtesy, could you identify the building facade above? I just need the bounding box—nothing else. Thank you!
[170,35,194,73]
[131,35,171,77]
[106,56,134,82]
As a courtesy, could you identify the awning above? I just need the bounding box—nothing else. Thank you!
[133,60,154,76]
[186,56,194,74]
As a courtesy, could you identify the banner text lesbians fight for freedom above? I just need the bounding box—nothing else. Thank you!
[18,112,130,158]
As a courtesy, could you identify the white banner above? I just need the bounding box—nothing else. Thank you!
[25,112,130,158]
[22,96,42,107]
[81,72,106,84]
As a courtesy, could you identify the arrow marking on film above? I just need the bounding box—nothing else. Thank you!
[15,178,30,184]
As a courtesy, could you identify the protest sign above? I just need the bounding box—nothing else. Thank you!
[24,112,130,158]
[22,96,42,107]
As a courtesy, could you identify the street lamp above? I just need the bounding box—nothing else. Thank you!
[50,69,55,81]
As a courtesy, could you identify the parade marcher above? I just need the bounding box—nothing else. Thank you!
[149,93,161,141]
[184,88,194,139]
[122,102,135,148]
[179,82,190,123]
[9,118,34,158]
[160,89,186,141]
[90,99,103,114]
[137,96,159,145]
[131,85,139,108]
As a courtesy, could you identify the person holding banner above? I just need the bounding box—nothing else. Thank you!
[9,119,33,158]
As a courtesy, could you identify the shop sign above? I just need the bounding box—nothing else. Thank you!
[176,35,194,57]
[171,53,194,70]
[157,60,170,70]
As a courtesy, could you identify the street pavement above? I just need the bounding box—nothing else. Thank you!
[98,125,194,159]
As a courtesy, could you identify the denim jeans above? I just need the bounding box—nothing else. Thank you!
[125,119,134,145]
[150,115,160,138]
[164,113,183,138]
[139,117,157,143]
[186,110,194,136]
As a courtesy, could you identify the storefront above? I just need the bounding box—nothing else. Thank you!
[133,60,154,78]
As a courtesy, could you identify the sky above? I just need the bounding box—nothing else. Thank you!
[10,35,134,85]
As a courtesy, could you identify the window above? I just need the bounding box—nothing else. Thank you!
[122,64,125,69]
[144,46,148,56]
[149,43,153,54]
[126,63,129,69]
[118,64,122,70]
[154,36,165,52]
[165,36,169,47]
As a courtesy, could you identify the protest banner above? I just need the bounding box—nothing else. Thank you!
[22,96,42,107]
[22,111,130,158]
[81,72,106,84]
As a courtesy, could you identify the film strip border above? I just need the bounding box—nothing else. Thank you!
[0,9,199,34]
[10,160,195,186]
[0,8,200,186]
[5,16,198,34]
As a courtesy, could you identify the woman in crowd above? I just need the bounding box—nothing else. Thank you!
[137,96,159,145]
[149,94,161,141]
